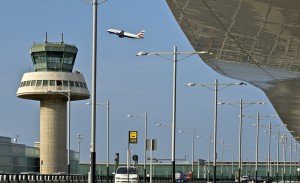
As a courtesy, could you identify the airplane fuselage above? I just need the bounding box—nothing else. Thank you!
[107,29,144,39]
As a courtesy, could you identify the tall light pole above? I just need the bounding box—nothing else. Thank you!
[47,88,71,180]
[197,134,212,182]
[106,99,110,183]
[77,134,84,162]
[178,130,195,176]
[277,129,280,183]
[127,113,148,183]
[90,0,98,182]
[263,123,286,182]
[221,139,225,182]
[87,99,110,182]
[244,113,278,182]
[228,144,235,180]
[218,100,265,183]
[290,138,293,183]
[136,47,212,182]
[186,80,246,183]
[283,134,287,183]
[280,131,294,183]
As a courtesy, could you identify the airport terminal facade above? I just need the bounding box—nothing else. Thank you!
[0,136,79,174]
[1,135,299,181]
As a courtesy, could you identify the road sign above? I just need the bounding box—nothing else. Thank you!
[129,131,138,144]
[146,139,157,150]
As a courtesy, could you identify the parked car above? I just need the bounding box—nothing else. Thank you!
[114,166,139,183]
[241,176,250,182]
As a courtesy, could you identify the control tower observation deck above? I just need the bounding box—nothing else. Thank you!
[16,39,90,174]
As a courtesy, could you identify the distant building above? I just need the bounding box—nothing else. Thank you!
[0,136,38,173]
[0,136,79,174]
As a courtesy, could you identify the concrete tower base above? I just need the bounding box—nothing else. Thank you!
[40,99,67,174]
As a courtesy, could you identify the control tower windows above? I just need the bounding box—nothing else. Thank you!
[31,80,36,86]
[43,80,49,86]
[63,81,68,87]
[69,81,75,87]
[56,80,62,86]
[26,81,31,86]
[36,80,42,86]
[19,80,87,89]
[50,80,55,86]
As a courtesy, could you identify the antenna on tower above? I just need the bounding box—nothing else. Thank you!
[45,32,48,43]
[61,33,64,44]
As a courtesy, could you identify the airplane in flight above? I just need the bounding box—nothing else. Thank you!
[107,29,145,39]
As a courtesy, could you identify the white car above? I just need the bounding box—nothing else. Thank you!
[241,176,249,182]
[114,166,139,183]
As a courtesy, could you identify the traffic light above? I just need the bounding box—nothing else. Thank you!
[114,153,119,172]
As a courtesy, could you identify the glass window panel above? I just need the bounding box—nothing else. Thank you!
[79,82,83,88]
[42,80,48,86]
[75,82,79,87]
[31,80,36,86]
[13,156,27,165]
[63,81,69,86]
[36,80,42,86]
[57,80,62,86]
[12,145,25,156]
[50,80,55,86]
[83,83,87,88]
[0,143,12,155]
[0,156,12,165]
[69,81,75,87]
[26,81,31,86]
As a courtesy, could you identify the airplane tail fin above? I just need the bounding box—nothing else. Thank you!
[136,30,145,38]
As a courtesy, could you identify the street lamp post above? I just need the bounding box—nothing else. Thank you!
[178,130,195,177]
[244,113,279,182]
[261,123,286,182]
[290,138,293,183]
[47,88,71,181]
[106,99,110,183]
[136,46,212,182]
[283,134,287,183]
[90,0,99,182]
[221,139,225,182]
[86,100,110,183]
[77,134,83,162]
[127,113,148,183]
[228,144,235,180]
[277,130,280,183]
[219,99,265,183]
[197,134,212,182]
[186,80,246,183]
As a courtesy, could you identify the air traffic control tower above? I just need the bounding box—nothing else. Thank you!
[16,38,90,174]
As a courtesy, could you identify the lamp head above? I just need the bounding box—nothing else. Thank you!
[186,83,196,87]
[237,82,247,85]
[127,115,134,118]
[136,51,148,56]
[86,102,92,105]
[257,102,266,104]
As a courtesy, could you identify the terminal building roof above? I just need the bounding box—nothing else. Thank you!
[166,0,300,137]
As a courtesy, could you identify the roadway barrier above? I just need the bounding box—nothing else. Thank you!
[0,173,92,182]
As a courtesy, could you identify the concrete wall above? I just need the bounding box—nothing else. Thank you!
[40,99,67,174]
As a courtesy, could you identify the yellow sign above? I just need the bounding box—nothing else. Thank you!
[129,131,138,144]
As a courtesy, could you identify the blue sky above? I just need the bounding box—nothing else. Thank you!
[0,0,289,164]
